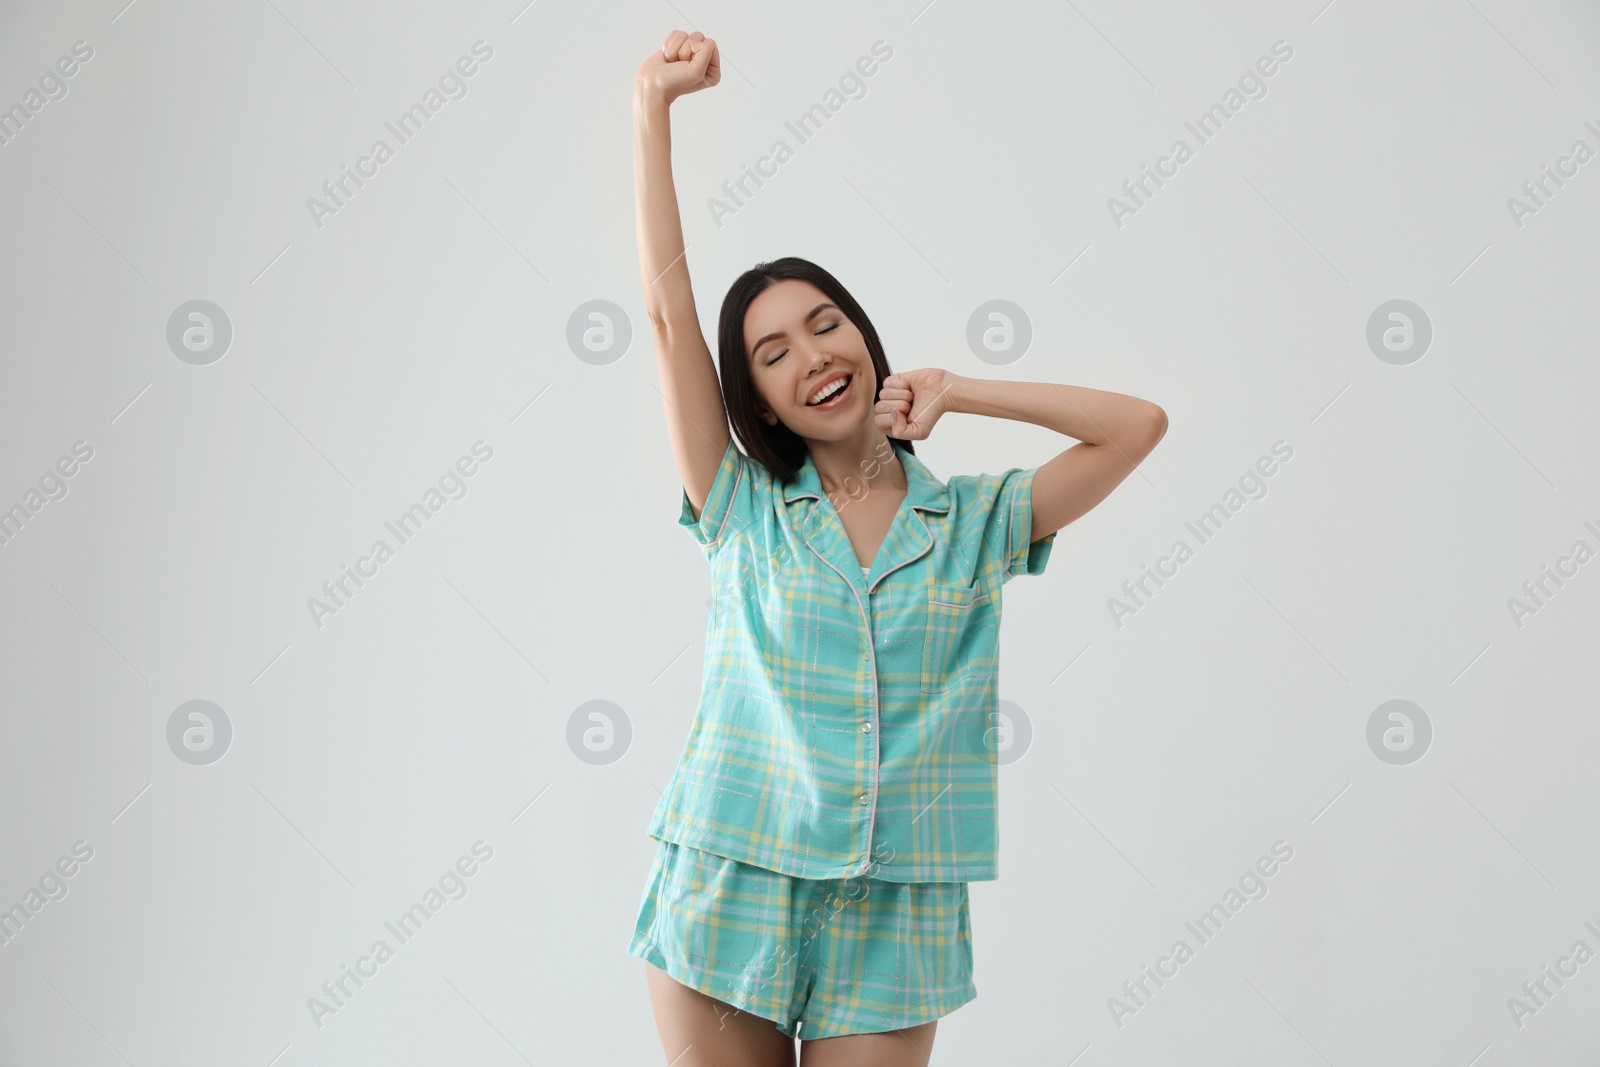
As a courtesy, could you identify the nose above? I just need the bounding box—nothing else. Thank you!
[804,345,833,375]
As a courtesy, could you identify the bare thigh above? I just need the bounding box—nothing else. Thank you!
[643,962,797,1067]
[799,1020,938,1066]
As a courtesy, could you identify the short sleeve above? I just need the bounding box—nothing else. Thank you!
[945,465,1058,590]
[995,466,1056,582]
[678,438,761,552]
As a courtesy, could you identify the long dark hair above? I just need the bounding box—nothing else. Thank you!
[716,257,913,484]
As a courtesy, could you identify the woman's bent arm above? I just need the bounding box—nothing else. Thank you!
[633,34,729,516]
[946,375,1167,541]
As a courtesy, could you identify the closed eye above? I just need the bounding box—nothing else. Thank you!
[764,322,840,366]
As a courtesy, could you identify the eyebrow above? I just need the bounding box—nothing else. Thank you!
[750,303,838,360]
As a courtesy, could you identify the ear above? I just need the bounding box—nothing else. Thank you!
[759,406,778,425]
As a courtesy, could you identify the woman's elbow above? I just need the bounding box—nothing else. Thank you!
[1140,403,1168,447]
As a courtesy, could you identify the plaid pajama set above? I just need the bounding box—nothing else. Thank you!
[628,436,1055,1039]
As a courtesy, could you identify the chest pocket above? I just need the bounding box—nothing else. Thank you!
[922,581,991,697]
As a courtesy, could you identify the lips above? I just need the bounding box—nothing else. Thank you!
[806,373,852,408]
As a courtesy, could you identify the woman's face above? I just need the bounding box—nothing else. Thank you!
[743,278,875,442]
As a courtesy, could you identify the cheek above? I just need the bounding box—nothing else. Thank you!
[743,376,775,420]
[755,369,794,409]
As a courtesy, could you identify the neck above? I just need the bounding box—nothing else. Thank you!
[806,426,905,496]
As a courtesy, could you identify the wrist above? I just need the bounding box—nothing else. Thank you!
[943,371,977,415]
[633,79,672,117]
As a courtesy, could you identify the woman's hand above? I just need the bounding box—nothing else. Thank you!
[635,30,720,109]
[874,368,958,441]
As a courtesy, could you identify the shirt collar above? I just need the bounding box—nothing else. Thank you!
[782,441,950,514]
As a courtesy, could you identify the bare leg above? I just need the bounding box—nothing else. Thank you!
[643,962,798,1067]
[799,1020,937,1066]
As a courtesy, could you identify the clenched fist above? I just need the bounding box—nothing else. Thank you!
[874,368,958,441]
[635,30,720,107]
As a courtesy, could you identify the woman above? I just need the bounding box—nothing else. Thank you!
[627,29,1167,1066]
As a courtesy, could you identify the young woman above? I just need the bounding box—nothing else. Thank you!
[627,30,1167,1066]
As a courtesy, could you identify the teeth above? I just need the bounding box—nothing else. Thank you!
[809,377,848,405]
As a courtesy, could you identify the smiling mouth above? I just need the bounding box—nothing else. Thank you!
[806,375,852,408]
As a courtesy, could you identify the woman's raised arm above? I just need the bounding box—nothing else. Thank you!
[633,31,730,516]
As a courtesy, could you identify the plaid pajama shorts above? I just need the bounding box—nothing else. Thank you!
[627,839,976,1040]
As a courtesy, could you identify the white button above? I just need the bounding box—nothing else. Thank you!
[862,722,873,732]
[859,793,869,805]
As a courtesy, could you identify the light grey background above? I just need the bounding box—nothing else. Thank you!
[2,0,1597,1063]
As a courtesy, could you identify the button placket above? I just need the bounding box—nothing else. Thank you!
[857,582,880,854]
